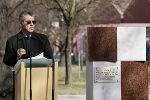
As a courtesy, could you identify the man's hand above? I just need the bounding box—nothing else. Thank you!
[17,48,26,58]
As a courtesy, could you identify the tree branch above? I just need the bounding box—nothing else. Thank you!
[54,0,65,12]
[76,0,95,13]
[53,0,69,25]
[8,0,26,17]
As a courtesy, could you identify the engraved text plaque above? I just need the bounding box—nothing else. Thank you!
[94,66,120,83]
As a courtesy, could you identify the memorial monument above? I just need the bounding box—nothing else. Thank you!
[86,24,149,100]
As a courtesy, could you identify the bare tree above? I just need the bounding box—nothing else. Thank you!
[55,0,135,86]
[0,0,25,99]
[40,0,122,86]
[112,0,135,22]
[51,0,98,86]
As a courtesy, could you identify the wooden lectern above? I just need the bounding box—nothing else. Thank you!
[13,59,58,100]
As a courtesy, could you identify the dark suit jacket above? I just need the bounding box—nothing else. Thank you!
[3,31,54,67]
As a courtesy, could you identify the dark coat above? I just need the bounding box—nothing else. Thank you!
[3,31,54,67]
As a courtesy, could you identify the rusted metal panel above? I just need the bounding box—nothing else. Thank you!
[88,27,117,62]
[121,61,148,100]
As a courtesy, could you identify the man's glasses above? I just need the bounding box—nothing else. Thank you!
[25,20,36,24]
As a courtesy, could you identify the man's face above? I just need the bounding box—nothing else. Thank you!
[21,15,36,33]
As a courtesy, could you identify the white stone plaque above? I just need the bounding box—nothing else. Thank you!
[87,62,121,100]
[117,27,146,61]
[94,66,119,83]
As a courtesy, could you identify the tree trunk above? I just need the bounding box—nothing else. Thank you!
[59,53,65,66]
[65,27,72,86]
[0,1,13,100]
[80,50,83,71]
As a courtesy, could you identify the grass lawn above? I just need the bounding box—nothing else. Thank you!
[58,65,86,95]
[58,65,150,95]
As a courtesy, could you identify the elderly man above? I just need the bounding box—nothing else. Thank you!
[3,11,54,67]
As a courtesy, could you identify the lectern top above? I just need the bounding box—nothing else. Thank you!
[12,58,53,71]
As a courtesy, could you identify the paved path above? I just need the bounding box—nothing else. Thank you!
[58,95,150,100]
[58,95,86,100]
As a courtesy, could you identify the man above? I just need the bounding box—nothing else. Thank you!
[3,11,54,67]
